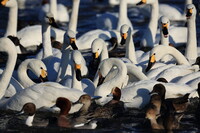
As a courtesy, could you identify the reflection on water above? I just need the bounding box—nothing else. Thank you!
[0,0,200,132]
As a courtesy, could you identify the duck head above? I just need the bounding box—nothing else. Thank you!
[56,97,71,116]
[73,94,92,105]
[150,84,166,101]
[107,87,121,101]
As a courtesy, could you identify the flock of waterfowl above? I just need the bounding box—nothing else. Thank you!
[0,0,200,131]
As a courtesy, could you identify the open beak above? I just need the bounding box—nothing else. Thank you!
[1,0,9,6]
[49,17,59,28]
[40,69,48,82]
[70,38,78,50]
[136,0,146,5]
[186,9,193,19]
[97,71,105,87]
[75,64,82,81]
[162,23,169,38]
[145,54,156,72]
[120,33,127,45]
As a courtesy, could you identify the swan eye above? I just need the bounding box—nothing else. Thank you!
[40,67,43,69]
[153,53,156,55]
[98,48,99,51]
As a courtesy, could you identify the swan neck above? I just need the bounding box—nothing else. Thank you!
[185,16,197,61]
[117,0,128,31]
[125,28,137,63]
[160,30,169,45]
[50,0,57,20]
[5,3,18,37]
[68,0,80,33]
[0,42,17,99]
[17,60,35,88]
[101,44,109,61]
[42,23,53,58]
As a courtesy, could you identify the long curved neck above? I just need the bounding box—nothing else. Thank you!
[125,28,137,64]
[17,59,35,88]
[50,0,57,20]
[5,1,18,37]
[68,0,80,33]
[0,39,17,99]
[42,23,53,58]
[100,44,109,61]
[185,16,197,61]
[117,0,128,31]
[159,46,190,65]
[127,64,148,81]
[72,68,82,91]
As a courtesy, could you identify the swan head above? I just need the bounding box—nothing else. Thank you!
[120,24,129,45]
[1,0,17,7]
[28,60,48,82]
[63,30,78,51]
[186,4,196,19]
[43,12,59,28]
[136,0,146,5]
[72,50,83,81]
[159,16,170,38]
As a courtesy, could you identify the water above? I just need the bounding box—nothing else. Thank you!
[0,0,200,132]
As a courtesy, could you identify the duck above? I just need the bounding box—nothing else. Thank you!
[38,0,69,23]
[55,97,97,129]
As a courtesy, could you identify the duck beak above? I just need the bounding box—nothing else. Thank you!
[107,93,113,97]
[15,110,24,116]
[145,54,156,72]
[97,71,105,87]
[40,69,48,82]
[70,38,78,50]
[186,9,193,19]
[120,33,127,45]
[1,0,9,6]
[72,100,80,105]
[75,64,82,81]
[136,0,146,5]
[48,17,59,28]
[162,23,169,38]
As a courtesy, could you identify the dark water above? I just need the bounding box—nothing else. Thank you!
[0,0,200,132]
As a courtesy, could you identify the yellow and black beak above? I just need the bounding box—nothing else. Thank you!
[136,0,146,5]
[93,52,99,59]
[120,33,128,45]
[70,38,78,50]
[40,68,48,82]
[97,71,105,87]
[162,23,169,38]
[75,64,82,81]
[48,17,59,28]
[145,54,156,72]
[1,0,9,6]
[186,8,193,19]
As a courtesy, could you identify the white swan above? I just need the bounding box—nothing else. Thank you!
[0,37,18,99]
[17,59,48,88]
[38,0,69,23]
[96,0,133,31]
[94,58,127,105]
[1,0,65,54]
[185,4,198,63]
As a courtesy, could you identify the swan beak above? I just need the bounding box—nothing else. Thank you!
[94,52,99,59]
[145,54,156,72]
[136,0,146,5]
[186,9,193,19]
[97,71,105,86]
[70,38,78,50]
[40,69,48,82]
[162,23,169,38]
[1,0,8,6]
[49,17,59,28]
[120,33,127,45]
[75,64,82,81]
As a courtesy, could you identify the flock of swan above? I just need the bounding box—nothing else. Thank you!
[0,0,200,130]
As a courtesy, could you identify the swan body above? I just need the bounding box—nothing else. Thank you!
[38,0,69,23]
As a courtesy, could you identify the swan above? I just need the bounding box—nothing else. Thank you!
[136,0,189,48]
[17,59,48,88]
[185,4,198,63]
[96,0,133,31]
[94,58,127,105]
[38,0,69,23]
